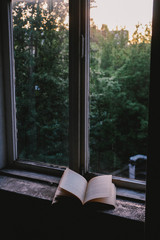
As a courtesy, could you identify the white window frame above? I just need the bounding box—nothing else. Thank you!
[0,0,151,191]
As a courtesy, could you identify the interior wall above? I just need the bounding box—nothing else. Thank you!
[145,0,160,239]
[0,22,7,169]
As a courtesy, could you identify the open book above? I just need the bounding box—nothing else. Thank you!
[52,168,116,208]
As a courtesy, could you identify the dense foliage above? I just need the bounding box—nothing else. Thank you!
[13,0,69,165]
[90,20,151,173]
[13,1,151,174]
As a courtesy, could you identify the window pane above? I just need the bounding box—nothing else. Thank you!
[12,0,69,166]
[90,0,153,180]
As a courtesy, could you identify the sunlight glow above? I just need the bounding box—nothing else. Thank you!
[64,13,69,29]
[41,1,48,11]
[91,0,153,38]
[22,20,31,29]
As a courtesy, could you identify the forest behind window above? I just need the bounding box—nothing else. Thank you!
[89,0,152,180]
[12,0,69,166]
[12,0,152,180]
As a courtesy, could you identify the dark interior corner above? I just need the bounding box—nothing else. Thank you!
[0,189,145,240]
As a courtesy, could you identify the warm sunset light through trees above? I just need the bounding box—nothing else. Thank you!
[13,0,152,178]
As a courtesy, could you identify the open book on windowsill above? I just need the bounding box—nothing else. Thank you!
[52,168,116,209]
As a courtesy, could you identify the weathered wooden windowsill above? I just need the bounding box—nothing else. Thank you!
[0,168,145,222]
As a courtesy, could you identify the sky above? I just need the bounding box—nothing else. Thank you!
[91,0,153,38]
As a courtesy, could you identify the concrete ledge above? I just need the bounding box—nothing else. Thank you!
[0,169,145,222]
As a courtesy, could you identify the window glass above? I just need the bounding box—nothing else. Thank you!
[12,0,69,166]
[90,0,153,180]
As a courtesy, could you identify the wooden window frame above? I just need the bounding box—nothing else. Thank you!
[0,0,17,167]
[1,0,152,191]
[69,0,89,174]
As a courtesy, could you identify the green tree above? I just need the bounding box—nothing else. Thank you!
[90,22,151,174]
[13,0,69,164]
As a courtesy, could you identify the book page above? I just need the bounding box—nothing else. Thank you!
[59,168,88,203]
[88,183,116,207]
[84,175,112,204]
